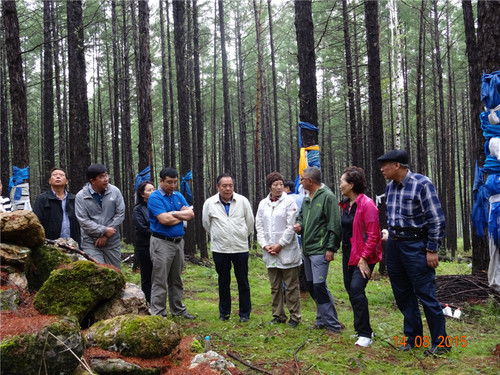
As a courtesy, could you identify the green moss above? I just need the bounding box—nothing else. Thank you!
[34,260,125,322]
[190,338,204,353]
[25,244,71,291]
[88,314,182,358]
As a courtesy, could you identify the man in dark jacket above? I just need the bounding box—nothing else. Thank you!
[293,166,343,333]
[33,168,81,245]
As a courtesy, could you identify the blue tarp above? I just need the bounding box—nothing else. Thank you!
[135,166,151,191]
[481,71,500,111]
[298,121,319,148]
[181,171,193,205]
[471,162,489,237]
[8,166,29,198]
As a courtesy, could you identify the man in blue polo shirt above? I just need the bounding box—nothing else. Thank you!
[148,167,195,319]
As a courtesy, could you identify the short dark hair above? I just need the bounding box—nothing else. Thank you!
[159,167,178,180]
[342,166,367,194]
[284,179,295,192]
[216,173,233,186]
[266,172,284,190]
[50,167,67,177]
[136,181,154,205]
[87,164,108,181]
[303,167,322,184]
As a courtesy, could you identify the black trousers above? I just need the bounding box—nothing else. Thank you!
[343,245,375,338]
[213,251,252,319]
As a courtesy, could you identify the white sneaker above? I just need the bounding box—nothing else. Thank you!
[355,336,373,347]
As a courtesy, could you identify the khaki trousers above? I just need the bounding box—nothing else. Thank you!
[268,266,301,322]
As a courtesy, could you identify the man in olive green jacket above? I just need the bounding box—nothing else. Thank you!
[293,166,343,333]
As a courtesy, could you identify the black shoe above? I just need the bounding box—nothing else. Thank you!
[270,317,286,324]
[424,346,451,356]
[182,313,196,320]
[219,315,230,321]
[239,316,249,322]
[398,343,414,352]
[288,319,299,328]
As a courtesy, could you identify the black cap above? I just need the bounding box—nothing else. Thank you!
[377,150,409,164]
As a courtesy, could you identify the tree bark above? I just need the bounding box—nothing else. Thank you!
[42,0,54,179]
[67,0,90,192]
[192,0,208,257]
[3,0,29,169]
[294,0,318,147]
[136,0,153,173]
[364,0,387,273]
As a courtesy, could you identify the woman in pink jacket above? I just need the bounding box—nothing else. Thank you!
[339,166,382,348]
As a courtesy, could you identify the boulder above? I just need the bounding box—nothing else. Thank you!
[93,283,149,322]
[34,260,125,323]
[90,358,160,375]
[25,243,71,291]
[0,316,84,375]
[1,264,29,291]
[0,288,19,311]
[0,243,31,268]
[86,314,182,358]
[0,210,45,248]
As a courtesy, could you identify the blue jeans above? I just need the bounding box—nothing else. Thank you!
[213,252,251,319]
[386,238,447,347]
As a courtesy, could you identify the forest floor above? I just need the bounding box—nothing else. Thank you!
[2,248,500,374]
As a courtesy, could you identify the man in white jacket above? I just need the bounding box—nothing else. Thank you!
[202,173,254,322]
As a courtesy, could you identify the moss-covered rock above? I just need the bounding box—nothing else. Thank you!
[86,314,182,358]
[25,243,71,291]
[33,260,125,323]
[0,316,83,375]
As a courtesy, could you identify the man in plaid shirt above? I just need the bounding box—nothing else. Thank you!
[378,149,450,356]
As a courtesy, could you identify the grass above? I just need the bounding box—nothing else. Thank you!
[122,247,500,374]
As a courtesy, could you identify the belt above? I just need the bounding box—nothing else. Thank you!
[388,226,427,241]
[152,233,184,243]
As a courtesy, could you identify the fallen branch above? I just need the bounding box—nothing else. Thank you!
[293,339,308,375]
[45,239,98,263]
[227,350,273,375]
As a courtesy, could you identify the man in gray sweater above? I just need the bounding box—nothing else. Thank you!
[75,164,125,269]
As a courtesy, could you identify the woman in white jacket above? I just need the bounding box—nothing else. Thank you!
[256,172,302,327]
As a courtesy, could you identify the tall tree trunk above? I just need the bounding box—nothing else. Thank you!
[341,0,359,166]
[67,0,90,192]
[110,1,121,189]
[235,10,249,198]
[172,0,194,255]
[136,0,153,173]
[294,0,318,147]
[159,0,170,168]
[364,0,387,273]
[166,1,177,168]
[415,0,427,175]
[471,0,500,272]
[432,0,449,249]
[3,0,29,169]
[192,0,207,257]
[42,0,54,179]
[0,24,10,193]
[445,1,457,255]
[267,0,279,172]
[218,0,232,174]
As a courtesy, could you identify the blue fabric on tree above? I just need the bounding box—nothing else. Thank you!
[471,163,489,237]
[181,171,193,205]
[135,166,151,191]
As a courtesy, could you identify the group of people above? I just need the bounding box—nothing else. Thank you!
[11,148,450,355]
